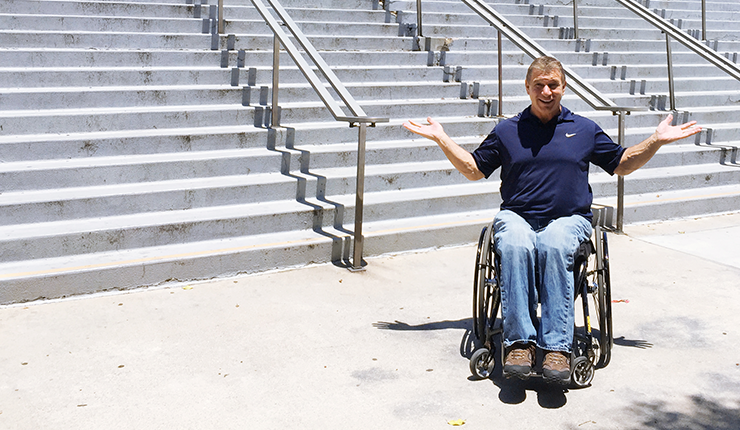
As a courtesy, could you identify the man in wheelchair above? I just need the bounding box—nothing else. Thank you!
[403,56,701,384]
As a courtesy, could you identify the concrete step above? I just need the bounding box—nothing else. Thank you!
[595,182,740,224]
[4,0,197,18]
[417,22,665,41]
[0,30,210,49]
[0,85,244,110]
[0,66,231,88]
[0,48,432,68]
[619,162,740,196]
[0,125,273,160]
[0,48,225,68]
[0,81,469,110]
[221,5,384,22]
[0,98,484,136]
[0,8,388,32]
[0,147,284,191]
[412,12,645,28]
[2,87,523,134]
[0,171,296,224]
[227,33,414,51]
[262,0,374,9]
[0,14,203,33]
[0,30,412,51]
[0,104,258,135]
[0,118,495,162]
[224,20,400,37]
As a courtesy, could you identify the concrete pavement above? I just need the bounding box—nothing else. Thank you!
[1,212,740,429]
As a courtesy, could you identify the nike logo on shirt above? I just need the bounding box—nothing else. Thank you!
[566,133,577,138]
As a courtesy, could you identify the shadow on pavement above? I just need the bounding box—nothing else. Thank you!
[620,395,740,430]
[374,318,661,410]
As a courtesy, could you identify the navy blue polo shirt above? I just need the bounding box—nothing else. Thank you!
[472,106,625,221]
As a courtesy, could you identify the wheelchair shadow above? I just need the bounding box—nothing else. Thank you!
[372,318,479,360]
[374,318,653,409]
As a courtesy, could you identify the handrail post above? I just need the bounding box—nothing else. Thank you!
[351,122,368,271]
[572,0,579,40]
[497,30,503,116]
[665,32,676,111]
[218,0,224,34]
[616,111,626,233]
[701,0,706,41]
[271,35,280,128]
[251,0,388,272]
[416,0,423,38]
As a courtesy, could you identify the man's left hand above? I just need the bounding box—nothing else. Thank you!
[656,114,702,145]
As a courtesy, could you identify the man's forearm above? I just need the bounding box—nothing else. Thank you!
[434,133,485,181]
[614,114,702,176]
[613,132,662,176]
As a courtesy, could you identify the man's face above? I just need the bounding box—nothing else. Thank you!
[525,68,565,123]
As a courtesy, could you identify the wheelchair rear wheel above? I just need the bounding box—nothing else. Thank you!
[594,227,613,368]
[472,223,500,346]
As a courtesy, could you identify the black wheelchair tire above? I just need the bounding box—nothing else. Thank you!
[469,347,496,379]
[596,229,613,369]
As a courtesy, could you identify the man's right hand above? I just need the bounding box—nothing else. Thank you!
[402,117,446,142]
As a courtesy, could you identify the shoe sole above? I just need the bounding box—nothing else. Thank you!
[542,370,570,385]
[503,365,532,380]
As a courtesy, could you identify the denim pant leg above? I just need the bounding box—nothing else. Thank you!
[493,210,538,349]
[535,215,592,353]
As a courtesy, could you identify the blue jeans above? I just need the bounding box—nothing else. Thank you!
[493,210,592,353]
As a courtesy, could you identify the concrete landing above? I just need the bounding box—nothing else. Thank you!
[1,212,739,429]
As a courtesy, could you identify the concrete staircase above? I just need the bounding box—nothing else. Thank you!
[1,0,738,304]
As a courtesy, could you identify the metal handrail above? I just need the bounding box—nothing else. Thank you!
[615,0,740,82]
[462,0,620,111]
[248,0,388,271]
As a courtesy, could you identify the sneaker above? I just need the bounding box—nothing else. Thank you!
[503,343,535,380]
[542,351,571,385]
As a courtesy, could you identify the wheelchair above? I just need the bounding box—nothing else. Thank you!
[469,217,613,388]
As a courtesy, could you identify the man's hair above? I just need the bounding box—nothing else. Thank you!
[526,56,565,85]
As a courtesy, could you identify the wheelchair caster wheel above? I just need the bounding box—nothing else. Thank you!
[470,348,495,379]
[571,356,594,388]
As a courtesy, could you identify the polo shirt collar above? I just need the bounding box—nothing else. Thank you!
[520,105,575,125]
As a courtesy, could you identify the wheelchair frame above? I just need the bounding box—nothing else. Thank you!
[469,220,613,388]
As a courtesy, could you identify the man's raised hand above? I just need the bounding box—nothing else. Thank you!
[655,114,702,145]
[402,117,446,142]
